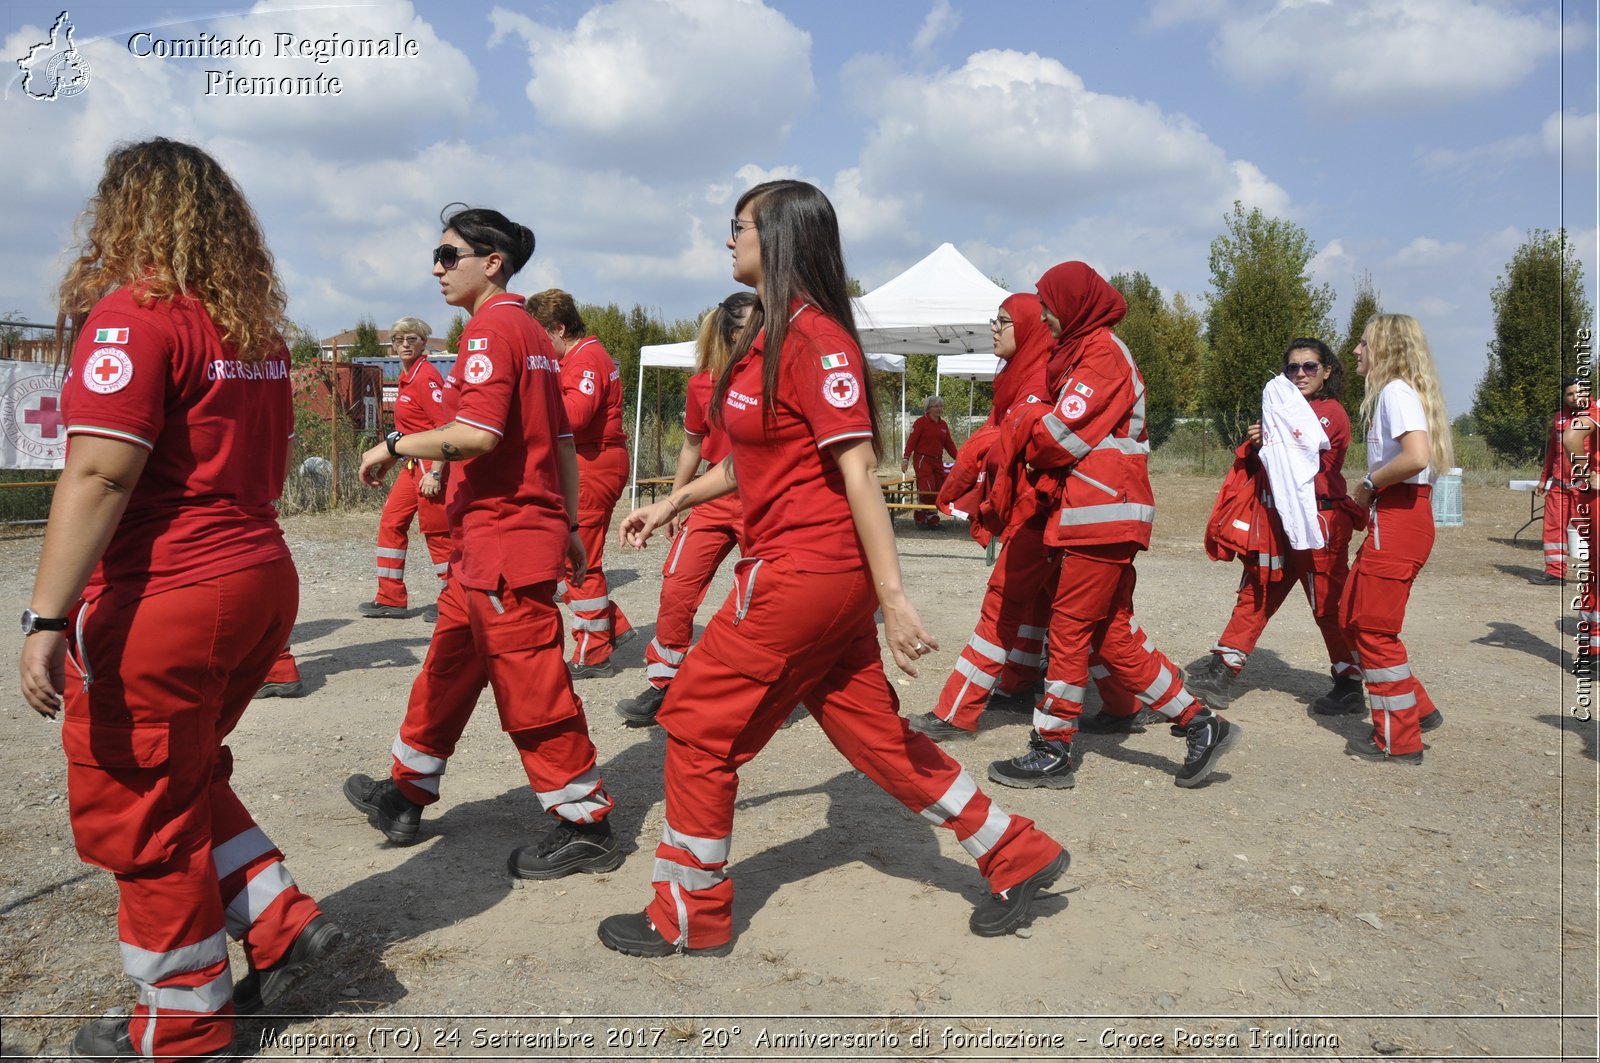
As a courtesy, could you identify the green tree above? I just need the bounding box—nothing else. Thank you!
[1203,202,1336,443]
[1335,271,1380,421]
[1472,228,1594,462]
[1110,271,1178,447]
[1157,292,1209,414]
[286,321,322,366]
[443,313,466,354]
[350,317,384,361]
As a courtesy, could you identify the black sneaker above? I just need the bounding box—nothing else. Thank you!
[1346,734,1423,764]
[568,659,619,680]
[1077,711,1144,734]
[987,731,1076,789]
[616,685,667,727]
[969,849,1070,937]
[908,711,977,742]
[71,1016,235,1060]
[1419,708,1444,732]
[233,915,345,1015]
[253,680,304,700]
[421,603,439,624]
[343,773,422,845]
[509,819,623,880]
[597,911,733,958]
[1184,655,1240,709]
[1528,571,1563,585]
[1174,712,1241,788]
[986,688,1036,716]
[1312,674,1365,715]
[357,600,407,619]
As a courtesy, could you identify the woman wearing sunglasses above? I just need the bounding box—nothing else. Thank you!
[345,204,623,878]
[1185,339,1367,715]
[19,138,340,1060]
[1340,314,1451,762]
[600,180,1068,957]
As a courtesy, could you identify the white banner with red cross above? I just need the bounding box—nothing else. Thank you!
[0,361,66,470]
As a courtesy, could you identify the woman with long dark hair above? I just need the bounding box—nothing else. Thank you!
[345,204,622,878]
[599,180,1067,956]
[617,291,754,727]
[19,137,340,1060]
[1185,338,1365,714]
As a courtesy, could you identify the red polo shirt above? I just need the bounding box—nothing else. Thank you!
[448,293,573,590]
[684,370,731,466]
[395,358,448,435]
[721,304,873,573]
[62,287,291,598]
[559,336,627,449]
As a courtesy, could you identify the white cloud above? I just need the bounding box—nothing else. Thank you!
[1309,238,1355,285]
[1188,0,1559,110]
[1391,237,1466,268]
[489,0,814,176]
[911,0,959,57]
[1543,110,1599,171]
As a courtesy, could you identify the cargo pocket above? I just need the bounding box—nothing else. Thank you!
[1339,566,1413,636]
[662,618,791,759]
[479,586,577,730]
[61,716,175,874]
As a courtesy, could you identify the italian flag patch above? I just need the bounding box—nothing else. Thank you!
[821,352,848,369]
[94,327,129,344]
[466,338,488,352]
[1073,381,1095,398]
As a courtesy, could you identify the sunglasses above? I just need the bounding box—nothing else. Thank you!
[1285,361,1324,376]
[432,244,489,269]
[393,334,426,346]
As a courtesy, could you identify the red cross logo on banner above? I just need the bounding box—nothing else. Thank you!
[83,347,133,394]
[24,396,62,439]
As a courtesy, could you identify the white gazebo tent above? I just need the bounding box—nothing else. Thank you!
[933,351,1003,426]
[629,342,907,506]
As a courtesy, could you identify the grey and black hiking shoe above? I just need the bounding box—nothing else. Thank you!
[1312,674,1365,715]
[987,730,1076,789]
[616,685,667,727]
[1184,654,1240,710]
[509,819,623,880]
[908,711,977,742]
[1174,711,1240,788]
[969,849,1070,936]
[343,773,423,845]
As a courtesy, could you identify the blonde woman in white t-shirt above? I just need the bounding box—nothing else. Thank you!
[1341,314,1452,763]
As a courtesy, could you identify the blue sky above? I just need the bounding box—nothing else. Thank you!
[2,0,1594,414]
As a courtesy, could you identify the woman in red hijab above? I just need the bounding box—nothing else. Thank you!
[986,262,1242,790]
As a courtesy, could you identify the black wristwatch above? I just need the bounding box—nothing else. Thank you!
[385,430,403,458]
[21,608,68,635]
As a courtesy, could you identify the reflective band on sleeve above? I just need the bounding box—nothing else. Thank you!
[966,634,1007,664]
[120,930,228,988]
[1094,435,1149,455]
[652,858,725,891]
[1362,663,1413,683]
[1058,503,1156,526]
[663,825,731,865]
[1016,625,1047,641]
[211,827,273,881]
[958,806,1011,859]
[919,772,978,825]
[954,656,999,691]
[393,736,447,776]
[1369,691,1418,711]
[1041,412,1092,459]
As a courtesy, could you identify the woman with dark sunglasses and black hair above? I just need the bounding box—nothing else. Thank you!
[600,180,1067,958]
[344,204,624,880]
[1185,338,1367,715]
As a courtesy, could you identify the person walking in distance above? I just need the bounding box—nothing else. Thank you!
[358,318,455,621]
[1531,377,1597,584]
[902,394,958,528]
[526,290,635,678]
[986,262,1242,790]
[19,138,342,1061]
[1340,314,1450,763]
[616,292,754,728]
[344,205,622,878]
[596,180,1069,959]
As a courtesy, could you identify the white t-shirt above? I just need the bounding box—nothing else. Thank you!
[1366,379,1433,485]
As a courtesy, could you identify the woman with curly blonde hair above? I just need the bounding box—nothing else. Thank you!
[1341,313,1451,763]
[20,138,340,1060]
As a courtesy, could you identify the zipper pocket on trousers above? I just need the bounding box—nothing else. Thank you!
[731,558,765,625]
[69,601,94,692]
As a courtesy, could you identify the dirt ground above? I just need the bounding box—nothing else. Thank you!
[0,474,1595,1062]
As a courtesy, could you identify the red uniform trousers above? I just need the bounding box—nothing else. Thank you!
[1542,484,1591,578]
[910,453,948,527]
[1339,486,1438,756]
[263,648,301,685]
[1037,544,1203,741]
[562,443,634,666]
[932,518,1137,730]
[373,460,453,608]
[389,577,614,823]
[1214,507,1357,676]
[647,556,1064,949]
[643,492,744,689]
[63,559,321,1062]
